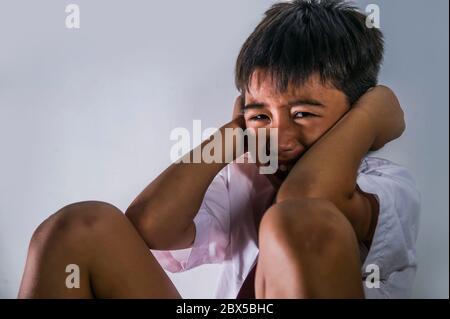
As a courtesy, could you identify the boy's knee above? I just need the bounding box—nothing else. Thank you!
[259,198,356,256]
[31,201,125,248]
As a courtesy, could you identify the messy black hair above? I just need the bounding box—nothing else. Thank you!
[235,0,384,105]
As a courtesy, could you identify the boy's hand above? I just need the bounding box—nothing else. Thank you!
[231,95,246,129]
[353,86,405,151]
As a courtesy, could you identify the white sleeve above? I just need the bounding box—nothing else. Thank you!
[356,157,421,298]
[150,167,231,273]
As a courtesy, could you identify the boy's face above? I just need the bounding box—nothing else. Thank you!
[244,69,350,173]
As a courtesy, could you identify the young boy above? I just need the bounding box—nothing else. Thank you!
[19,0,420,299]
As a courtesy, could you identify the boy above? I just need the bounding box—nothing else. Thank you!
[19,0,420,299]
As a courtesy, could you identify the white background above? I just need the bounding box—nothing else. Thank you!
[0,0,448,298]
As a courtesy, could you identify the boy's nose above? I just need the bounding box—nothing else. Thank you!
[269,118,305,157]
[278,133,305,158]
[279,139,298,152]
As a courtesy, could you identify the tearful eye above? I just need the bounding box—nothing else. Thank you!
[294,112,314,118]
[250,114,270,121]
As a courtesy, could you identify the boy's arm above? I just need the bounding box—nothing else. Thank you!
[126,98,245,251]
[276,86,405,242]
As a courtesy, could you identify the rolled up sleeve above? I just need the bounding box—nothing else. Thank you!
[151,168,231,273]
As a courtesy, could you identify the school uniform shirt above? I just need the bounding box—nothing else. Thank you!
[151,155,421,299]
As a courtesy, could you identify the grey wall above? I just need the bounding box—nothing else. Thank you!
[0,0,448,298]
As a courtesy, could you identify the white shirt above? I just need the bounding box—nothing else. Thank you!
[151,155,421,299]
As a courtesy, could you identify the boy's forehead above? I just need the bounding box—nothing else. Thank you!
[245,70,332,102]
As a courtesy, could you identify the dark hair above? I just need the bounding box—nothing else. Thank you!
[235,0,384,105]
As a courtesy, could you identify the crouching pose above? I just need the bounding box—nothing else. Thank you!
[18,0,420,299]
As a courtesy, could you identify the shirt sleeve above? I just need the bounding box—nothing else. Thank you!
[356,157,421,298]
[150,167,231,273]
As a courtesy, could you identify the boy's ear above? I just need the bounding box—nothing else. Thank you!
[232,96,245,119]
[240,93,246,111]
[232,96,246,129]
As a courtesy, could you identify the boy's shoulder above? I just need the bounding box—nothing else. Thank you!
[358,155,417,186]
[358,155,402,173]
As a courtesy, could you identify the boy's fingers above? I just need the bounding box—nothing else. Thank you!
[232,96,245,120]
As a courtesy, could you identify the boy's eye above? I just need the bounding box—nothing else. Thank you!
[294,112,314,118]
[250,114,270,121]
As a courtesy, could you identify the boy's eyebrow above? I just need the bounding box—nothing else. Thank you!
[288,98,325,107]
[243,98,325,110]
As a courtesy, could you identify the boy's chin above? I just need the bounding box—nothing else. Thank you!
[255,162,293,174]
[255,162,291,180]
[273,167,290,180]
[261,167,289,189]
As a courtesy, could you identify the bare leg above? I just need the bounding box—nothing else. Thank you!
[255,198,364,299]
[18,201,180,298]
